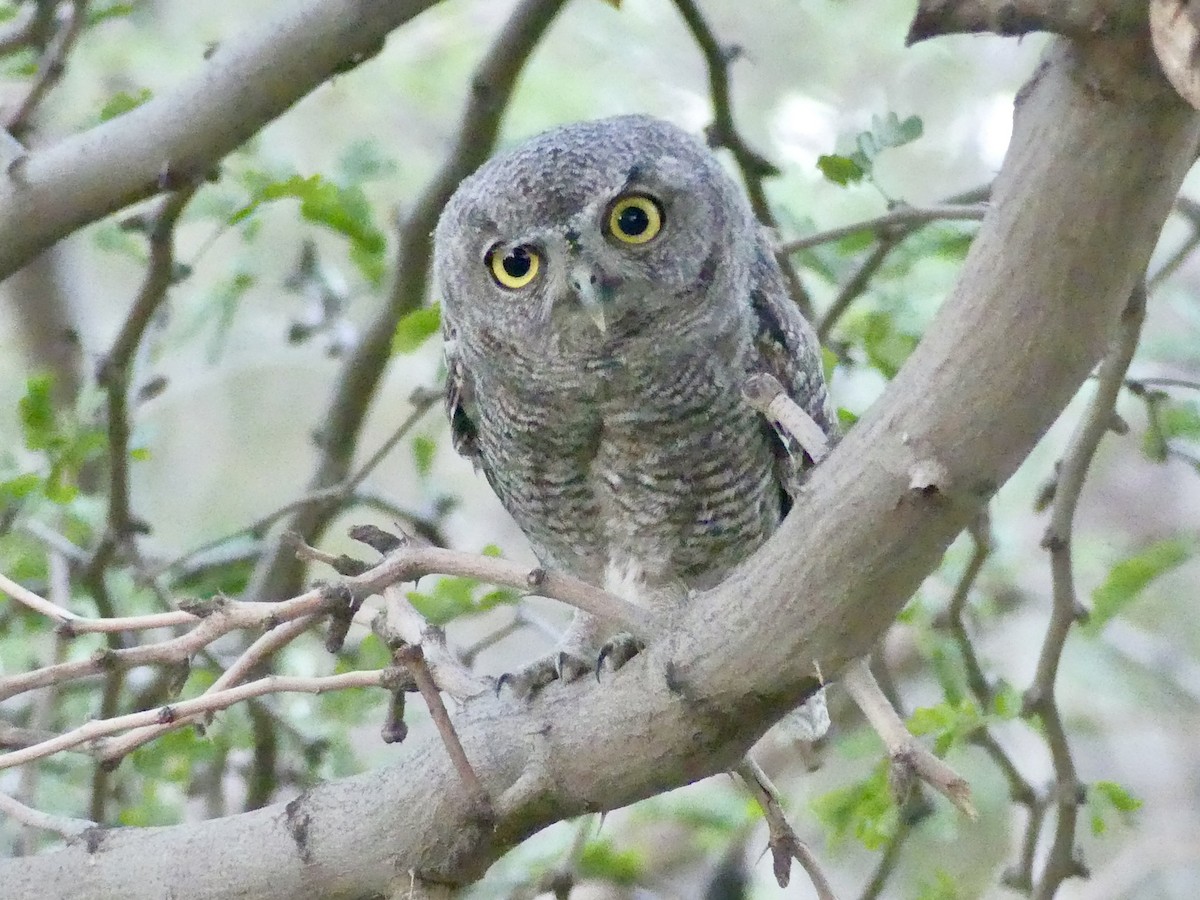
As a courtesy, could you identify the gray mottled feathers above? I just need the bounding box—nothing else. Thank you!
[435,114,833,604]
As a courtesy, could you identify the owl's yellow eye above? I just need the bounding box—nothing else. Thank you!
[608,194,663,245]
[488,244,540,289]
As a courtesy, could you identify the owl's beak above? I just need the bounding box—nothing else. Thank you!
[569,266,611,334]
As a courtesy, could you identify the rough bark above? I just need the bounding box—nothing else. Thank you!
[1,33,1196,900]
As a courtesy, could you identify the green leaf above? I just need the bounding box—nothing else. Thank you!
[412,435,436,478]
[130,447,151,461]
[87,2,136,25]
[843,310,918,379]
[916,870,961,900]
[19,374,57,451]
[480,544,504,558]
[1143,399,1200,462]
[817,153,865,186]
[1087,537,1195,633]
[99,88,152,122]
[0,471,40,500]
[231,172,387,282]
[392,304,441,354]
[1088,780,1142,836]
[578,838,643,884]
[812,762,896,849]
[908,698,981,755]
[822,113,923,187]
[990,679,1021,719]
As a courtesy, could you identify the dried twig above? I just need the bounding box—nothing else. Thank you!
[6,0,89,135]
[97,614,320,762]
[397,644,492,821]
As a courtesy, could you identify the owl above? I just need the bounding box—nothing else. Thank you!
[434,115,835,719]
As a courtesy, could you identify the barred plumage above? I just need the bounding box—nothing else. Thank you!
[435,115,834,693]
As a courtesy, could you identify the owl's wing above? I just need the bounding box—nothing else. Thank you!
[443,329,481,463]
[747,235,837,499]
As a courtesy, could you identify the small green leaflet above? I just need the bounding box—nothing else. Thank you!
[1142,398,1200,463]
[230,172,387,284]
[811,762,897,850]
[1088,780,1142,836]
[1086,537,1196,634]
[393,304,441,354]
[818,112,923,186]
[99,88,152,122]
[411,435,436,477]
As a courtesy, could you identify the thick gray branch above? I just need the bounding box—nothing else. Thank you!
[0,0,440,283]
[1,36,1196,900]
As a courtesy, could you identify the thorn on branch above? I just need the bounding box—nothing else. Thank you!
[177,595,227,618]
[349,524,404,555]
[381,689,408,744]
[321,582,365,653]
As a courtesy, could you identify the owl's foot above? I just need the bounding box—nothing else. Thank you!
[596,632,645,678]
[495,649,592,698]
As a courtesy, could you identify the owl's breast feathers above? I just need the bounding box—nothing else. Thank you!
[446,311,814,593]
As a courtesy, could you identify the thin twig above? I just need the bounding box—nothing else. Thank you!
[98,186,199,544]
[1,671,391,770]
[668,0,814,320]
[944,513,994,705]
[1027,285,1147,899]
[779,203,990,254]
[397,644,492,822]
[6,0,90,136]
[817,237,899,342]
[735,757,838,898]
[376,587,491,700]
[97,614,320,762]
[0,791,97,841]
[0,571,194,632]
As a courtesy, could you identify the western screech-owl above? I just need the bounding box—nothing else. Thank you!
[434,115,834,726]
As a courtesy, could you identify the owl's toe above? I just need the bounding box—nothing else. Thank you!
[596,632,645,679]
[496,650,592,698]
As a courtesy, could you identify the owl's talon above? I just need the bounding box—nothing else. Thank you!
[596,633,645,678]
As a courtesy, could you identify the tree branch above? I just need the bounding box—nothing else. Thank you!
[0,0,442,282]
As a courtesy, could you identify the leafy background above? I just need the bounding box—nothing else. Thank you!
[1,0,1198,897]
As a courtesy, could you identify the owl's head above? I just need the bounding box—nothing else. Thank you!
[434,115,756,353]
